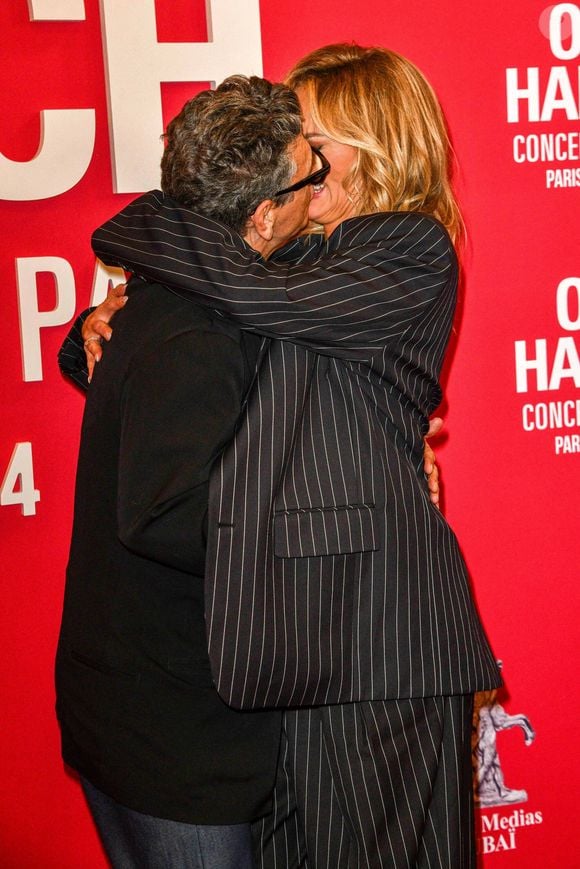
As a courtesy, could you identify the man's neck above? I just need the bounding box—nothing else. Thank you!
[243,228,280,260]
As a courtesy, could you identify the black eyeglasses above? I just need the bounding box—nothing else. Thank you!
[274,147,330,197]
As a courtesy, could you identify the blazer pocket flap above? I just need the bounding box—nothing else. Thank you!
[274,503,378,558]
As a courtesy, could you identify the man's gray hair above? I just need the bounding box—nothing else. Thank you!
[161,76,302,233]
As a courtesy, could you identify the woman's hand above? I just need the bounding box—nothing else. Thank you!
[82,284,128,380]
[424,416,444,507]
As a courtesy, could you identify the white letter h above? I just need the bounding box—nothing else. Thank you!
[101,0,264,192]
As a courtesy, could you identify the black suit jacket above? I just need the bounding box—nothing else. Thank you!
[92,194,502,710]
[56,279,281,823]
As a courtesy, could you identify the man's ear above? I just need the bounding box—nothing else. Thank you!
[246,199,276,243]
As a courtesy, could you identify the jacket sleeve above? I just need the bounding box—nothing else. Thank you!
[92,191,457,359]
[117,327,248,574]
[57,308,94,390]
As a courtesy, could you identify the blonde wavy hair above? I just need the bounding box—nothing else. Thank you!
[285,43,463,243]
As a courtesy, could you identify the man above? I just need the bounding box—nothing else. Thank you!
[56,75,328,869]
[62,74,453,868]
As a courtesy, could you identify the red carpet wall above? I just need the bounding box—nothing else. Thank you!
[1,1,578,865]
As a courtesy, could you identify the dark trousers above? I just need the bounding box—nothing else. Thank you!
[254,695,475,869]
[81,778,255,869]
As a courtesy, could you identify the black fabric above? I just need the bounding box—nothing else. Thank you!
[90,198,501,710]
[58,305,93,389]
[56,278,281,824]
[255,696,475,869]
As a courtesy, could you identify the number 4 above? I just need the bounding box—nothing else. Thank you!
[1,443,40,516]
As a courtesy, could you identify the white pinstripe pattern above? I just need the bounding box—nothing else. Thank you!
[92,192,501,712]
[255,697,475,869]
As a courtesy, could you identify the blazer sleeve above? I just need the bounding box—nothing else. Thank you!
[117,327,248,574]
[92,191,457,359]
[57,308,94,390]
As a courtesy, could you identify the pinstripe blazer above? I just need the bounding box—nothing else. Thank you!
[93,191,501,709]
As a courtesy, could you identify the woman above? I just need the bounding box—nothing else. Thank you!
[81,45,500,867]
[286,45,461,240]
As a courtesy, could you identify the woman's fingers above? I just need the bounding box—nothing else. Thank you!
[82,285,128,379]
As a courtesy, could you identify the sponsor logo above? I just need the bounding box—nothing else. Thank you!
[473,664,543,855]
[515,277,580,454]
[506,4,580,189]
[476,808,544,855]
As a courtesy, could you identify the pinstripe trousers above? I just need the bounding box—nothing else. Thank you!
[254,695,475,869]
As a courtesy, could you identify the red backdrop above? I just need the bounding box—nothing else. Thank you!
[1,1,578,865]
